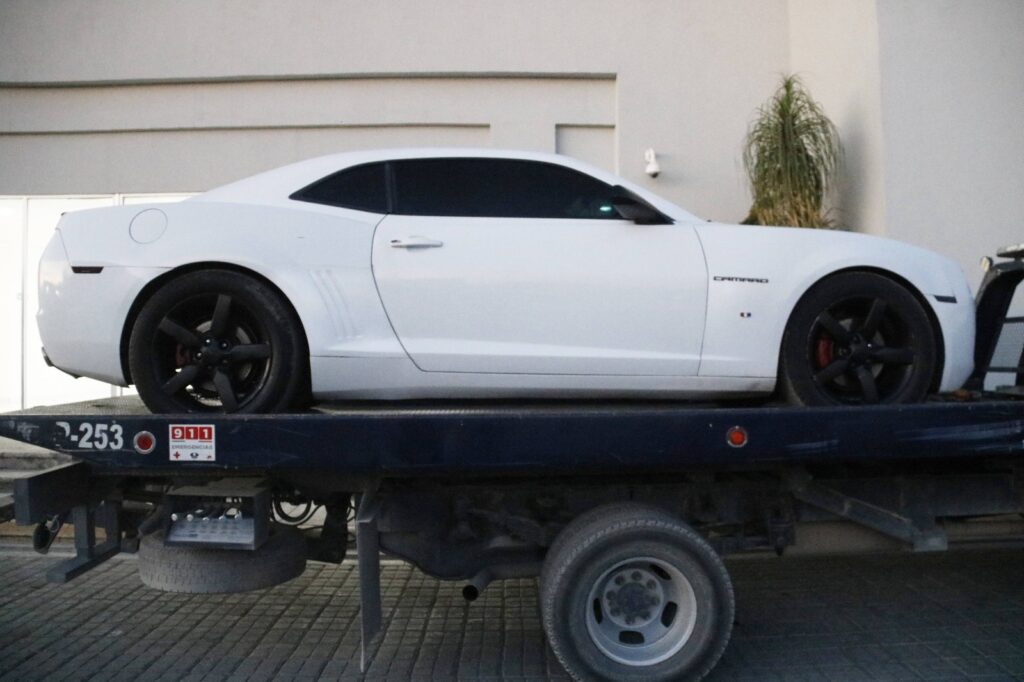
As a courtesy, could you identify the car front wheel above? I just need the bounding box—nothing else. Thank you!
[779,271,938,406]
[128,269,305,414]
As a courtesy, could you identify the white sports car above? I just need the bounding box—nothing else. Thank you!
[38,148,975,413]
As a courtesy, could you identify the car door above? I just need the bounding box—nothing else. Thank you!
[371,157,708,376]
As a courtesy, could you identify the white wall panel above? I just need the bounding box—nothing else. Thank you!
[0,194,193,411]
[21,197,117,408]
[0,199,25,412]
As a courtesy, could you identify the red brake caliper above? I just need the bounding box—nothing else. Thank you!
[815,337,834,370]
[174,344,190,367]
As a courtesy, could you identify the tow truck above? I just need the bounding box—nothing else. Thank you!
[4,247,1024,681]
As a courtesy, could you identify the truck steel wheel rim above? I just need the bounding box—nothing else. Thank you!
[153,293,272,412]
[585,556,698,666]
[808,296,916,404]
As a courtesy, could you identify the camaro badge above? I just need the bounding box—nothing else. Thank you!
[713,276,769,284]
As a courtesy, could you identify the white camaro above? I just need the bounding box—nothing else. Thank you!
[38,148,975,413]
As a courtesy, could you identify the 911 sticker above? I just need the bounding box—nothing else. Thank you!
[169,425,216,462]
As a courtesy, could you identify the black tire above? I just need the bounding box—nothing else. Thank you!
[129,269,305,413]
[779,272,938,406]
[138,524,307,593]
[540,503,734,682]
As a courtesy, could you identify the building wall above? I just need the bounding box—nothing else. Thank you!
[787,0,1024,289]
[0,0,791,221]
[875,0,1024,286]
[0,0,794,408]
[788,0,888,238]
[0,1,1022,407]
[0,77,613,192]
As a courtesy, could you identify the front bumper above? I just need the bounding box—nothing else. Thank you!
[931,294,975,392]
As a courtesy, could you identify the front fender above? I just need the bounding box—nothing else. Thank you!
[695,224,974,386]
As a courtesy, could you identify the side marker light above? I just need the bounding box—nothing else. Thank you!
[133,431,156,454]
[726,426,748,448]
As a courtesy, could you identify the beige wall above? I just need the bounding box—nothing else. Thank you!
[788,0,888,238]
[0,0,1021,276]
[0,77,613,193]
[790,0,1024,288]
[876,0,1024,288]
[0,0,794,408]
[2,0,1022,409]
[0,0,791,222]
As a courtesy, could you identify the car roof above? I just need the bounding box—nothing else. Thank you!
[195,147,698,221]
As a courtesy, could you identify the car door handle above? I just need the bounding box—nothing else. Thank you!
[389,236,444,249]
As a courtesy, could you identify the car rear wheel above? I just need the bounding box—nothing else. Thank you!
[129,269,305,414]
[779,271,938,406]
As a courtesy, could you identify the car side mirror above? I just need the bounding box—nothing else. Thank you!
[612,196,670,225]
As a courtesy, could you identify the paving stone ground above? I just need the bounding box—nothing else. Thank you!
[0,548,1022,681]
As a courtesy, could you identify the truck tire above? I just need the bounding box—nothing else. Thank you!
[138,524,307,593]
[540,503,733,682]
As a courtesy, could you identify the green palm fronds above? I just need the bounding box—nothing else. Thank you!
[742,75,841,228]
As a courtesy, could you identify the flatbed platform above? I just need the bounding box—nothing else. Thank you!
[3,396,1023,477]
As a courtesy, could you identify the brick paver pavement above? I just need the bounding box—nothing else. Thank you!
[1,548,1023,681]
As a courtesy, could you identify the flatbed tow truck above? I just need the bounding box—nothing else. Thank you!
[4,250,1024,681]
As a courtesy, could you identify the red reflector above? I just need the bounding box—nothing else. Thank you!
[133,431,156,454]
[726,426,748,448]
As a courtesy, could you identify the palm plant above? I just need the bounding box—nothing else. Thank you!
[742,75,841,228]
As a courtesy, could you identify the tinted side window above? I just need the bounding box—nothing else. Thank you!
[291,162,388,213]
[392,158,619,219]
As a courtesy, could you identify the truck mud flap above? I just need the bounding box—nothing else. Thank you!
[356,481,383,672]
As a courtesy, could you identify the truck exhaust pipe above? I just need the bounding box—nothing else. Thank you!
[462,570,493,601]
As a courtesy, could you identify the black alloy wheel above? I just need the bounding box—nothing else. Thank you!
[129,270,305,414]
[780,272,937,406]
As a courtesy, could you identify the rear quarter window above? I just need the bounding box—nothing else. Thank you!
[290,162,389,213]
